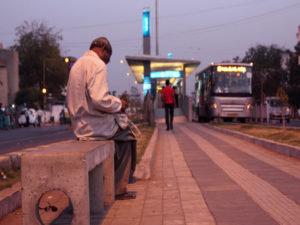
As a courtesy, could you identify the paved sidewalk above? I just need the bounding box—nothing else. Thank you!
[98,122,215,225]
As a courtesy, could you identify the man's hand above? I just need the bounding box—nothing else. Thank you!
[121,100,128,113]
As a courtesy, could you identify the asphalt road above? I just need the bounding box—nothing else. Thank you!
[0,124,75,155]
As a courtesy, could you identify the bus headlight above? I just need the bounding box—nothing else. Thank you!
[212,103,217,109]
[247,104,251,109]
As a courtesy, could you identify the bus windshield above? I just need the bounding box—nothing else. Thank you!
[212,66,252,95]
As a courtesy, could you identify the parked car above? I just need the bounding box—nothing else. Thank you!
[18,108,38,127]
[266,97,291,123]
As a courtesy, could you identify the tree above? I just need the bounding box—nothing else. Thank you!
[286,44,300,114]
[15,87,41,108]
[242,44,287,102]
[232,56,241,63]
[10,20,68,106]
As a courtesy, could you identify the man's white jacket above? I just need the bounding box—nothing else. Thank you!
[67,50,122,140]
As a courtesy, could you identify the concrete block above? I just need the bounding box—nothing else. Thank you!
[8,152,23,169]
[0,156,11,169]
[21,140,114,225]
[102,141,115,205]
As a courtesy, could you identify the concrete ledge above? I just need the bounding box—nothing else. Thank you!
[0,182,21,221]
[204,124,300,160]
[21,140,115,225]
[0,156,11,169]
[134,127,158,180]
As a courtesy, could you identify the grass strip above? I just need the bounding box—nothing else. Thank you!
[210,123,300,147]
[136,124,155,164]
[0,169,21,191]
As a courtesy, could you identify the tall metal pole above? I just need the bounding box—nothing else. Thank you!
[155,0,159,56]
[42,59,46,124]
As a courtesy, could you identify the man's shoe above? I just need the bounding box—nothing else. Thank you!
[129,176,136,184]
[115,192,136,200]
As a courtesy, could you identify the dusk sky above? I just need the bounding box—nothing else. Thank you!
[1,0,299,96]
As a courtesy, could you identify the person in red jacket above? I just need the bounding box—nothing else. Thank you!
[161,79,176,130]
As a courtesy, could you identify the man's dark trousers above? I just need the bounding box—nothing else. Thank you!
[165,103,174,130]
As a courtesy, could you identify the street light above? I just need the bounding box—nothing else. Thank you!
[42,88,47,94]
[42,88,47,123]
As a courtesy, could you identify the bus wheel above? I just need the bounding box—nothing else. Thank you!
[238,118,246,123]
[224,118,232,122]
[198,116,202,123]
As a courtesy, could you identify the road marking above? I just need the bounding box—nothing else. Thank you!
[37,145,50,148]
[0,129,71,145]
[24,148,38,151]
[180,126,300,225]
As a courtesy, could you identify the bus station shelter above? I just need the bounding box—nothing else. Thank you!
[125,55,200,97]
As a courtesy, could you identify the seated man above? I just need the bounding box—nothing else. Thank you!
[66,37,136,199]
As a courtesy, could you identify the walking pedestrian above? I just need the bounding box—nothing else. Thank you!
[0,103,4,129]
[37,107,43,127]
[161,79,176,130]
[173,86,179,108]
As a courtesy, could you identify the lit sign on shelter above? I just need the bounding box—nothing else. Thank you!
[143,8,150,37]
[150,71,182,78]
[217,66,247,73]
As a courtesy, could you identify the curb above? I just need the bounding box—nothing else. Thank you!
[133,126,158,180]
[0,152,22,170]
[0,182,21,221]
[0,153,23,221]
[204,124,300,160]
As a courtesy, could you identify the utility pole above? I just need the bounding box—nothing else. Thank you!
[155,0,159,56]
[298,25,300,65]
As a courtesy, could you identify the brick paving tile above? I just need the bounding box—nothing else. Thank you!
[140,215,163,225]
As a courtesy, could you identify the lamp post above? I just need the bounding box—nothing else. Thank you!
[155,0,159,56]
[126,72,130,92]
[42,87,47,123]
[42,59,47,124]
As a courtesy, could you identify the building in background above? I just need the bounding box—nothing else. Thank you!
[0,43,19,106]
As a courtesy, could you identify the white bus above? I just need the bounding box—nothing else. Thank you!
[192,62,253,122]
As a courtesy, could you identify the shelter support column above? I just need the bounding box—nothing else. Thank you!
[182,65,186,96]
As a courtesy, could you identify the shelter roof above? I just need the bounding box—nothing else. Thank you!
[125,55,200,83]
